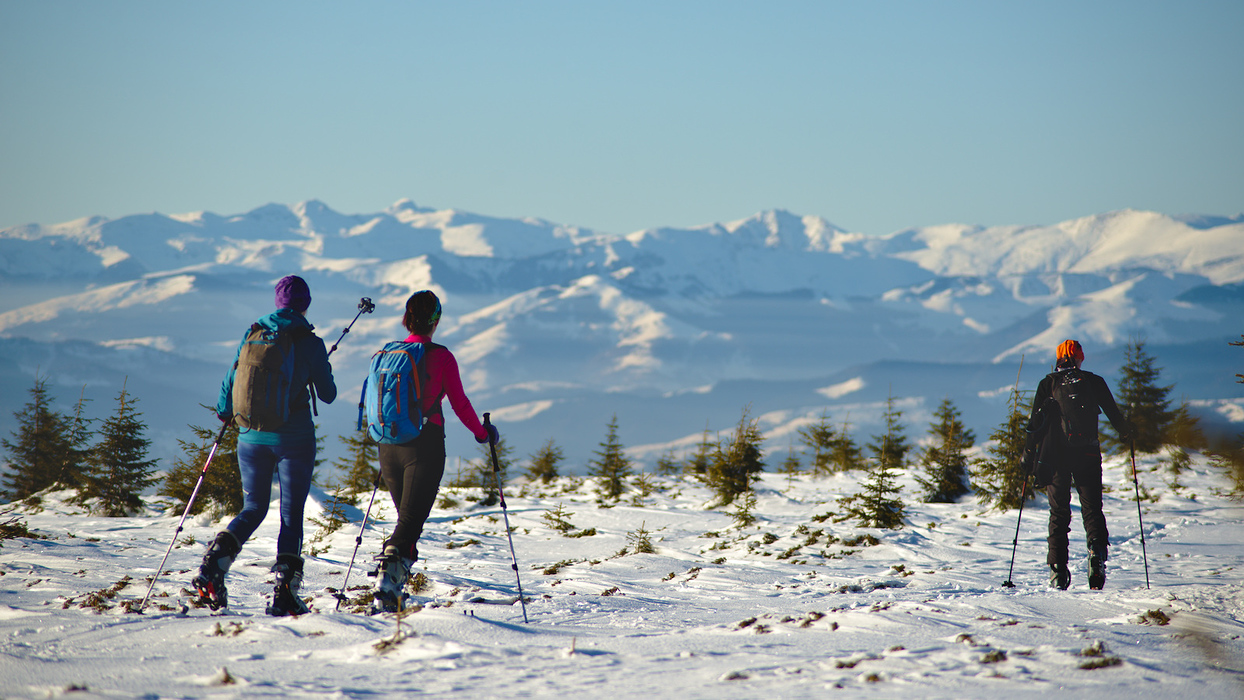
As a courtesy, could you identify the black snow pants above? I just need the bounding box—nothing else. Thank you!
[1044,446,1108,568]
[377,423,446,561]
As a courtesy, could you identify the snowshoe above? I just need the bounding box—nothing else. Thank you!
[1049,563,1071,590]
[192,531,240,611]
[369,545,414,614]
[1088,548,1107,590]
[370,590,413,615]
[266,553,311,617]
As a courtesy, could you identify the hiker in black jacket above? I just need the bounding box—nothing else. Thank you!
[1027,339,1131,590]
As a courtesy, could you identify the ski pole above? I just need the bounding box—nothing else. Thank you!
[333,470,383,611]
[1130,441,1151,589]
[1002,355,1028,588]
[483,413,528,623]
[327,297,376,357]
[313,296,376,415]
[1002,474,1030,588]
[138,419,231,612]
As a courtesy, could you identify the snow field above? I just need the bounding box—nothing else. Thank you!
[0,452,1242,698]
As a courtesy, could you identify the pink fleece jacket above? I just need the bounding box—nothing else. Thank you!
[406,334,488,441]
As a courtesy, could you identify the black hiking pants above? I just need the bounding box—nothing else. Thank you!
[1044,446,1108,568]
[378,423,446,561]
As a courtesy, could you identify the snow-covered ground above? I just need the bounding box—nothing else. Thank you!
[2,452,1242,699]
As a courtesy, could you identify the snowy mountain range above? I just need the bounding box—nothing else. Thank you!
[2,200,1242,472]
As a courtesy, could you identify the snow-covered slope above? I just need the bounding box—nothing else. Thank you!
[1,200,1242,471]
[1,453,1242,698]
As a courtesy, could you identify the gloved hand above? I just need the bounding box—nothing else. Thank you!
[217,412,232,424]
[477,423,500,445]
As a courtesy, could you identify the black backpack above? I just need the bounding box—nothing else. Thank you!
[232,324,303,431]
[1051,368,1100,448]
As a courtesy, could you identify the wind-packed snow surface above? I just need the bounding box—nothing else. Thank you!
[1,200,1242,472]
[1,452,1242,698]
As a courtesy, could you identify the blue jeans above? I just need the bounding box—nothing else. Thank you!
[226,439,316,556]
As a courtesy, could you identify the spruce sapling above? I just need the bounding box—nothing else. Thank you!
[80,381,157,516]
[971,386,1033,510]
[916,398,975,503]
[842,393,908,529]
[525,438,563,484]
[160,408,242,517]
[1,374,75,501]
[706,406,766,507]
[1105,338,1174,455]
[798,412,836,475]
[589,415,633,504]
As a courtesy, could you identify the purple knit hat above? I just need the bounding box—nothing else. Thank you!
[274,275,311,313]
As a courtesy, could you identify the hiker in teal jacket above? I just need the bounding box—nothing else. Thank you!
[195,275,337,616]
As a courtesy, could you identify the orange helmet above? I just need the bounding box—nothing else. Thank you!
[1056,339,1084,364]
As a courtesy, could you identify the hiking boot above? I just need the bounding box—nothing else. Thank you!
[192,531,240,610]
[1088,547,1107,590]
[1049,563,1071,590]
[371,545,414,614]
[266,553,310,617]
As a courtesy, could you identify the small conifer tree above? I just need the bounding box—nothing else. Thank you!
[797,412,836,475]
[474,436,514,506]
[916,398,975,503]
[630,469,657,506]
[867,395,911,470]
[1,375,74,501]
[684,424,714,477]
[589,415,633,503]
[81,381,157,516]
[336,428,381,504]
[160,409,242,517]
[60,385,94,489]
[827,416,865,472]
[656,450,682,477]
[731,491,758,529]
[707,406,766,506]
[307,479,352,555]
[1165,400,1206,451]
[1209,432,1244,495]
[971,387,1033,510]
[778,444,802,477]
[542,503,576,534]
[1103,338,1174,454]
[842,394,907,528]
[525,438,563,484]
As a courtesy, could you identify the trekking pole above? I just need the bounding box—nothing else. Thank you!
[333,470,383,611]
[313,296,376,414]
[1130,440,1152,589]
[327,297,376,357]
[483,413,528,623]
[1002,355,1028,588]
[138,419,231,612]
[1002,475,1030,588]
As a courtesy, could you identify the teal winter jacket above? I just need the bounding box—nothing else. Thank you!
[217,308,337,445]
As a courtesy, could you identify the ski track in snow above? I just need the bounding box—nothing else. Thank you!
[2,453,1243,698]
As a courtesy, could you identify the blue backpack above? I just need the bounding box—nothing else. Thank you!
[359,341,429,444]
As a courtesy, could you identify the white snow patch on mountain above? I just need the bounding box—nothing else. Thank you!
[818,377,866,399]
[1,198,1241,469]
[491,399,557,422]
[0,275,196,332]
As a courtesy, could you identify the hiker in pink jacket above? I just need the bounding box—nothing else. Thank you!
[372,290,497,611]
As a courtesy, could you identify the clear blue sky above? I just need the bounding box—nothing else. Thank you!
[2,1,1241,235]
